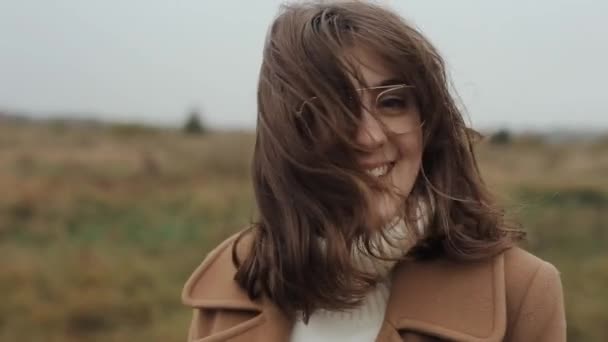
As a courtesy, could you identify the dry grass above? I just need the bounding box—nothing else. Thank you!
[0,122,606,341]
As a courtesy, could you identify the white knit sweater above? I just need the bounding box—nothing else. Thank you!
[290,216,421,342]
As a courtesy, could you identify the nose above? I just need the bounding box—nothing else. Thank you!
[355,110,387,149]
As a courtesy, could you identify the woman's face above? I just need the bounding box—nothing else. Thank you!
[348,48,424,229]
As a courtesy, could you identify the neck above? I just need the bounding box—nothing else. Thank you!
[352,216,416,279]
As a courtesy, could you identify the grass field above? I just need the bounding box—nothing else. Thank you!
[0,121,606,341]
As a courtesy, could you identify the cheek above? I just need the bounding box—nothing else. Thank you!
[392,133,423,194]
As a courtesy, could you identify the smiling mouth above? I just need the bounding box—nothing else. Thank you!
[364,161,396,178]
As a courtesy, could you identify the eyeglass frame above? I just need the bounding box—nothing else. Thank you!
[295,83,425,133]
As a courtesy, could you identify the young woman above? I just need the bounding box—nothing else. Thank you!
[182,2,566,341]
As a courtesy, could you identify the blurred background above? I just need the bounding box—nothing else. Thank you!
[0,0,606,341]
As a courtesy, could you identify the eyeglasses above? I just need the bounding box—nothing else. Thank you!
[296,84,424,135]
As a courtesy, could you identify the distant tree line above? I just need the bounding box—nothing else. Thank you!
[183,107,207,135]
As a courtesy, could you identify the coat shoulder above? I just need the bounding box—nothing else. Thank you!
[501,246,566,341]
[181,228,258,309]
[181,229,273,341]
[503,246,552,273]
[502,246,561,295]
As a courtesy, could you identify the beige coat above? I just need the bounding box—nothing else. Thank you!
[182,232,566,341]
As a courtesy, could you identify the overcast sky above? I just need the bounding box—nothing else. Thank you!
[1,0,607,131]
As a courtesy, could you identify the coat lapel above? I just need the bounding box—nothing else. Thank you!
[384,253,507,341]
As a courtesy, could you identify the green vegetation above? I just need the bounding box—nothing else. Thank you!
[0,122,606,341]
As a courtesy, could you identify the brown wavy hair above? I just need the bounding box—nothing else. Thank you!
[233,0,524,321]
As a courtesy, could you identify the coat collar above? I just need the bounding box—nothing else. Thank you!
[182,232,507,341]
[385,253,506,341]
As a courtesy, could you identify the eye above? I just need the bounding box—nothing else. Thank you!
[379,96,408,109]
[376,91,412,116]
[376,88,413,115]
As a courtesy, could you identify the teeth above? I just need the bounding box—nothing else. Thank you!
[366,163,391,177]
